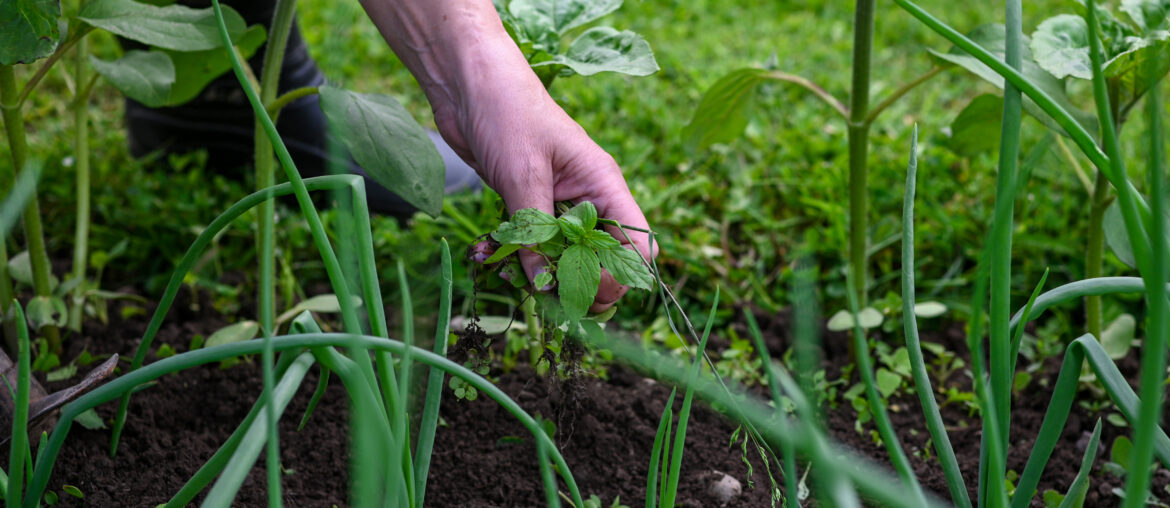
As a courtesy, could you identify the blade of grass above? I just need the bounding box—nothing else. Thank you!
[537,437,562,508]
[661,287,720,507]
[1058,420,1101,508]
[646,388,676,508]
[1011,335,1170,508]
[413,239,453,507]
[1124,12,1168,505]
[200,352,314,508]
[743,311,801,508]
[901,126,970,508]
[394,259,417,506]
[77,334,595,507]
[1009,269,1049,375]
[7,302,30,508]
[844,268,924,503]
[166,351,300,507]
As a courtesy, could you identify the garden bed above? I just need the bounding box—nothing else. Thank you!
[33,296,1170,507]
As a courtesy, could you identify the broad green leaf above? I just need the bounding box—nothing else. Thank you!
[1122,0,1170,31]
[1103,30,1170,109]
[565,201,598,230]
[8,250,33,286]
[913,301,948,318]
[948,94,1005,156]
[826,307,883,332]
[1103,199,1170,268]
[484,243,522,264]
[26,295,65,328]
[558,215,587,243]
[90,51,175,108]
[875,368,901,399]
[929,23,1098,138]
[1112,435,1133,466]
[204,320,259,348]
[582,229,621,251]
[534,27,658,77]
[46,363,76,382]
[165,24,265,105]
[509,0,622,35]
[534,270,554,290]
[318,86,445,216]
[1031,15,1092,80]
[472,315,515,335]
[492,208,560,244]
[1101,313,1135,359]
[0,0,61,65]
[275,294,360,325]
[75,408,106,430]
[62,485,84,499]
[558,244,600,321]
[597,245,653,290]
[682,68,769,149]
[79,0,246,51]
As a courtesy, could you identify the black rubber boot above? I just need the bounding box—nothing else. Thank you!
[123,2,480,217]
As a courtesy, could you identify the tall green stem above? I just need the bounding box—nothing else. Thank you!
[1086,170,1109,338]
[847,0,875,307]
[68,35,92,332]
[0,66,60,351]
[256,1,298,506]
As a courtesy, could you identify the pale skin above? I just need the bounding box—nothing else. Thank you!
[359,0,656,312]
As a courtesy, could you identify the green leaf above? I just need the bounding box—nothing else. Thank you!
[276,294,360,325]
[913,301,948,318]
[1122,0,1170,31]
[558,215,587,243]
[484,243,522,264]
[929,23,1098,138]
[90,51,175,108]
[1103,30,1170,109]
[948,94,1005,156]
[1101,313,1135,359]
[79,0,246,51]
[165,24,266,105]
[46,363,76,382]
[318,86,446,216]
[471,316,514,335]
[582,229,621,251]
[1058,420,1102,508]
[1112,435,1134,466]
[8,250,33,285]
[0,0,61,65]
[27,295,66,329]
[682,68,769,149]
[1043,490,1065,508]
[62,485,83,499]
[558,244,600,321]
[826,307,883,332]
[204,320,259,348]
[492,208,560,245]
[1031,15,1092,80]
[597,246,653,290]
[565,201,598,230]
[534,27,657,77]
[534,270,554,290]
[76,408,106,430]
[508,0,622,35]
[1103,198,1170,268]
[875,368,901,399]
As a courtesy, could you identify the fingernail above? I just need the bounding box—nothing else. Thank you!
[471,252,490,264]
[499,270,511,282]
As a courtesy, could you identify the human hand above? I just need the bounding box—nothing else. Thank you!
[359,0,655,311]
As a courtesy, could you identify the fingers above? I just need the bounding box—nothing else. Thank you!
[589,269,627,314]
[493,162,556,292]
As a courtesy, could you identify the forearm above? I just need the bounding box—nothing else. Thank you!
[358,0,540,110]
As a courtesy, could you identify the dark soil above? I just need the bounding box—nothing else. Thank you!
[30,293,1170,507]
[744,309,1170,507]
